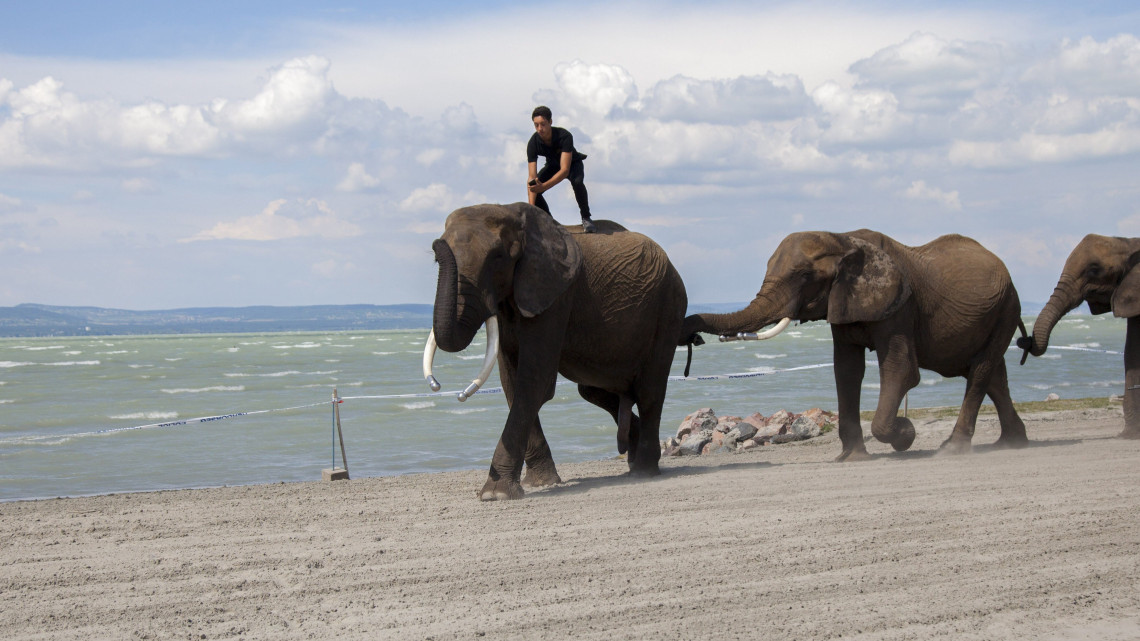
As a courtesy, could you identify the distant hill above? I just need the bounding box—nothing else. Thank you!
[0,303,434,337]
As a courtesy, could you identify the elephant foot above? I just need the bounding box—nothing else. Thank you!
[835,447,871,462]
[522,459,562,488]
[993,433,1030,449]
[938,435,972,456]
[627,461,661,478]
[1118,427,1140,440]
[889,418,916,452]
[477,477,525,501]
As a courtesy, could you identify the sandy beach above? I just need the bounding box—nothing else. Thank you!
[2,407,1139,640]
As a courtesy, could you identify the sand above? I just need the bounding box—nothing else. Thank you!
[2,408,1140,640]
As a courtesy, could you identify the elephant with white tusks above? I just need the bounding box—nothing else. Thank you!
[1018,233,1140,439]
[424,203,688,500]
[682,229,1030,461]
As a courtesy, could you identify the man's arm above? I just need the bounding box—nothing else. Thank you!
[526,161,539,204]
[529,151,573,196]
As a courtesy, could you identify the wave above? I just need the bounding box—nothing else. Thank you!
[17,345,66,351]
[161,385,245,394]
[0,399,13,405]
[444,407,492,415]
[401,401,436,410]
[273,342,322,349]
[753,353,787,360]
[110,411,179,421]
[372,351,397,356]
[0,360,100,368]
[224,370,302,378]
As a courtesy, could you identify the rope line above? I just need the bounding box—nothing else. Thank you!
[3,344,1122,445]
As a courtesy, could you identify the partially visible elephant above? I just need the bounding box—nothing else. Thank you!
[682,229,1029,460]
[425,203,688,500]
[1018,233,1140,439]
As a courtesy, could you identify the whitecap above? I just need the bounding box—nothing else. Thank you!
[161,385,245,394]
[165,358,183,362]
[1067,343,1101,348]
[445,407,491,415]
[401,401,436,410]
[0,399,13,404]
[745,366,776,374]
[372,351,396,356]
[98,350,130,355]
[21,345,65,351]
[457,354,486,360]
[110,411,179,421]
[62,351,83,356]
[48,360,100,367]
[753,353,786,360]
[0,361,32,368]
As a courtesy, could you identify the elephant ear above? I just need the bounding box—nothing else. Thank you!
[1112,266,1140,318]
[827,237,911,324]
[505,203,583,318]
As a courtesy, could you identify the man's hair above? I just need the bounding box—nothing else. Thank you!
[531,105,553,122]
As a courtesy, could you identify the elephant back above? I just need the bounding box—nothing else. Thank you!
[571,222,685,323]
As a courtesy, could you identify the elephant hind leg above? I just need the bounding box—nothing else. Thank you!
[578,384,642,456]
[987,359,1029,448]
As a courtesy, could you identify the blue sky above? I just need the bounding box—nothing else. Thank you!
[1,1,1139,309]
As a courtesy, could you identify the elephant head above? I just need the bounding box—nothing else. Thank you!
[685,231,912,339]
[424,203,583,396]
[1022,234,1140,357]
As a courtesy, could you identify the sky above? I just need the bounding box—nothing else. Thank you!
[1,1,1139,309]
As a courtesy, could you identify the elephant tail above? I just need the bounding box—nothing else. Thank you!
[1016,318,1030,366]
[682,333,705,377]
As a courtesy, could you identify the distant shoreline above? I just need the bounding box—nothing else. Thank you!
[0,301,1055,338]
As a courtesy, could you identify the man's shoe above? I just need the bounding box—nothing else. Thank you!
[581,217,597,233]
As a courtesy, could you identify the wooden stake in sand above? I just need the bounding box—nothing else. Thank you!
[323,388,350,481]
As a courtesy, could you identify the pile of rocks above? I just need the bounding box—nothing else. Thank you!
[661,407,838,457]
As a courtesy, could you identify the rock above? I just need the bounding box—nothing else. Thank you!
[770,433,804,444]
[738,439,759,452]
[679,430,712,456]
[789,415,822,439]
[716,415,743,433]
[768,409,794,428]
[1045,393,1060,401]
[726,421,758,443]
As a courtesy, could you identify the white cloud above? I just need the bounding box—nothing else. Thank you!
[536,60,639,122]
[0,192,22,213]
[336,162,380,192]
[181,198,362,242]
[903,180,961,210]
[639,73,811,124]
[121,178,156,193]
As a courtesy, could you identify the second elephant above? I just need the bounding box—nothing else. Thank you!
[683,229,1030,460]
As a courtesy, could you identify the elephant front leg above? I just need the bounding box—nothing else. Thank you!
[833,339,870,462]
[480,379,552,501]
[869,332,920,452]
[521,416,562,488]
[1122,318,1140,439]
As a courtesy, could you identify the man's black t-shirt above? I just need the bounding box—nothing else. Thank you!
[527,127,587,168]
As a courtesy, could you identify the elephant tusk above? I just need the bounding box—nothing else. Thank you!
[718,317,792,342]
[422,330,442,392]
[458,317,500,402]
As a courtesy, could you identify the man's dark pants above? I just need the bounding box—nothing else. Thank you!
[534,160,591,219]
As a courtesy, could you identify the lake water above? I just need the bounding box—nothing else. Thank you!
[0,314,1126,501]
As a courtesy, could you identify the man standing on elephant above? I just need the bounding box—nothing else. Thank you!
[526,105,596,233]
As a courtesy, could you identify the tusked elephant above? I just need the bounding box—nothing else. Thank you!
[682,229,1030,460]
[424,203,688,500]
[1018,233,1140,439]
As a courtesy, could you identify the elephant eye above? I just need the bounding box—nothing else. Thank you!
[1087,264,1103,278]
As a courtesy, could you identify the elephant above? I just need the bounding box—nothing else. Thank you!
[682,229,1030,460]
[424,203,688,500]
[1018,233,1140,439]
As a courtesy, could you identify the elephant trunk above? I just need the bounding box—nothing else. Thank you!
[1029,280,1082,357]
[431,239,482,353]
[686,283,794,338]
